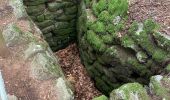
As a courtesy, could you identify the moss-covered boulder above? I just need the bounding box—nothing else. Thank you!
[110,83,149,100]
[77,0,170,95]
[149,75,170,100]
[23,0,78,51]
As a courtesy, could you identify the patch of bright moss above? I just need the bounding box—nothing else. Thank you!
[86,30,106,52]
[92,0,107,16]
[101,34,113,44]
[152,49,168,62]
[144,19,159,33]
[98,11,111,22]
[90,21,106,33]
[150,76,170,99]
[93,95,108,100]
[108,0,128,16]
[110,83,149,100]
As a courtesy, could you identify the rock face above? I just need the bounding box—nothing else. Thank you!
[0,0,74,99]
[77,0,170,95]
[110,83,150,100]
[1,0,170,99]
[23,0,78,51]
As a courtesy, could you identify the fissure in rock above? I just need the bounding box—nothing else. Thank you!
[24,0,170,96]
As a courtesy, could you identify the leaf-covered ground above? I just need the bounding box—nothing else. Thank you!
[56,44,102,100]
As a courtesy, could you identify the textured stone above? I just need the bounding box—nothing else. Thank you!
[1,0,75,99]
[77,0,168,95]
[9,0,27,19]
[110,83,149,100]
[56,77,74,100]
[149,75,170,100]
[24,0,78,51]
[2,24,22,46]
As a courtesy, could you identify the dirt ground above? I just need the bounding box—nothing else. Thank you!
[128,0,170,34]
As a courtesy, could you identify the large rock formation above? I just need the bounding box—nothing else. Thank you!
[0,0,74,99]
[77,0,170,95]
[1,0,170,99]
[23,0,78,51]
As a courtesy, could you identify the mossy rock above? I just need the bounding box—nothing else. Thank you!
[110,83,150,100]
[150,75,170,100]
[23,0,78,51]
[77,0,169,95]
[23,0,170,97]
[93,95,108,100]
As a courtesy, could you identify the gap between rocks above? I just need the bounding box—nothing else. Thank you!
[56,43,102,100]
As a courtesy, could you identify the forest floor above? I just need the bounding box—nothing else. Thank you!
[56,44,101,100]
[0,0,169,100]
[128,0,170,34]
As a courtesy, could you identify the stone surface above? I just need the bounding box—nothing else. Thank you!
[8,94,18,100]
[9,0,27,18]
[0,0,74,99]
[56,77,74,100]
[150,75,170,100]
[77,0,170,95]
[2,24,22,46]
[23,0,78,51]
[110,83,149,100]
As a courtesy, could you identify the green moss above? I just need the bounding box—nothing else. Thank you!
[106,24,115,33]
[114,20,125,32]
[92,0,107,16]
[95,77,112,95]
[26,4,45,16]
[165,64,170,72]
[98,11,111,22]
[108,0,128,16]
[93,95,108,100]
[110,83,149,100]
[86,30,106,52]
[128,21,138,34]
[144,19,159,33]
[90,21,106,33]
[85,0,91,6]
[152,49,168,62]
[121,35,136,50]
[44,11,54,20]
[47,2,64,12]
[101,34,113,44]
[150,76,170,99]
[153,32,170,51]
[36,14,45,22]
[127,58,151,77]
